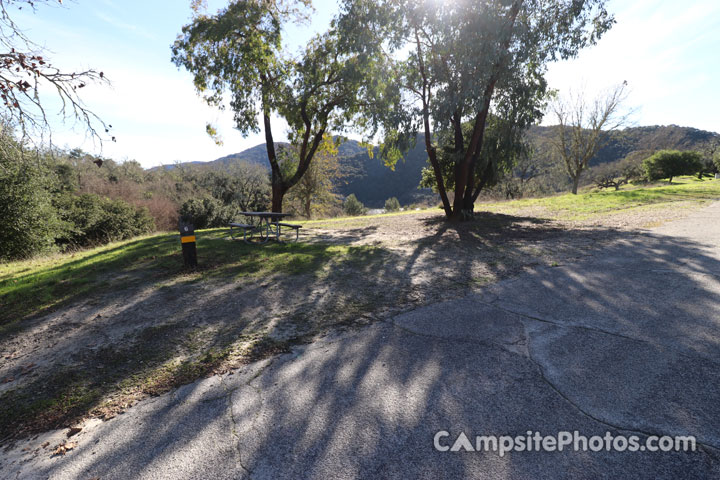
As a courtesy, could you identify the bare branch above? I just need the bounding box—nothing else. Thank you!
[0,0,110,147]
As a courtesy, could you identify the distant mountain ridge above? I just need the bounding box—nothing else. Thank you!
[160,125,719,207]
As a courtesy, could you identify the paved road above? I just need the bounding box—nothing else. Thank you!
[3,203,720,479]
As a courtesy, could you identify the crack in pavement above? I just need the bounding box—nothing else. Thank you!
[389,301,720,456]
[484,295,720,370]
[219,356,280,480]
[523,335,720,457]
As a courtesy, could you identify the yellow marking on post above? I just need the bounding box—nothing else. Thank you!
[181,235,196,244]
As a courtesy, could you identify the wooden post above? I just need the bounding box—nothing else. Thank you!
[179,220,197,268]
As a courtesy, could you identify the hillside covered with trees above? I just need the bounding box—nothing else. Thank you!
[164,124,720,206]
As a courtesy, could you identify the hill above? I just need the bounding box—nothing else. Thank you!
[166,137,436,208]
[162,125,719,205]
[530,124,719,166]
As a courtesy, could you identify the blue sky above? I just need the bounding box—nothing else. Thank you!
[14,0,720,167]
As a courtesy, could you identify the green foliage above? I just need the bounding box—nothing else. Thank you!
[0,142,60,260]
[173,0,375,212]
[343,194,367,216]
[525,125,720,194]
[284,135,345,218]
[342,0,615,218]
[384,197,401,212]
[54,193,155,248]
[179,196,236,229]
[643,150,703,183]
[420,116,532,196]
[171,0,297,135]
[190,164,270,213]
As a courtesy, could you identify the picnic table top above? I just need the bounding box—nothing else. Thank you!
[237,211,292,218]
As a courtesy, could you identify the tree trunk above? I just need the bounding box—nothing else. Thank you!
[271,182,284,214]
[304,196,311,219]
[571,176,580,195]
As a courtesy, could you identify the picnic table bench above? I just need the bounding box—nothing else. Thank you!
[230,212,303,244]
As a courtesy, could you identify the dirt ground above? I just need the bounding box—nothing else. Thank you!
[0,203,701,440]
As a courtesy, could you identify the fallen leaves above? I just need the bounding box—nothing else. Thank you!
[52,441,77,456]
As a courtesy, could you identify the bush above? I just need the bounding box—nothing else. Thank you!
[55,193,155,248]
[643,150,703,183]
[179,196,236,229]
[343,194,367,216]
[0,152,60,260]
[384,197,401,212]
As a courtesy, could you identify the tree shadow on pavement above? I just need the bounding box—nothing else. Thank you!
[3,215,720,479]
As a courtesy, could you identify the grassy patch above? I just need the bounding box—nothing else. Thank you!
[304,207,437,229]
[0,230,379,330]
[0,230,392,439]
[478,177,720,220]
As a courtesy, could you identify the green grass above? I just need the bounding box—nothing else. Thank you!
[303,177,720,227]
[0,229,377,331]
[478,177,720,220]
[304,206,437,228]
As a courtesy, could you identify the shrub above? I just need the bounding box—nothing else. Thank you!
[384,197,401,212]
[642,150,703,183]
[55,193,155,248]
[343,194,367,216]
[140,196,180,231]
[179,196,236,229]
[0,152,60,260]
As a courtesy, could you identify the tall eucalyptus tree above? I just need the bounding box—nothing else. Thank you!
[173,0,375,213]
[338,0,615,220]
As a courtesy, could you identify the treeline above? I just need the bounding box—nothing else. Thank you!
[0,131,272,261]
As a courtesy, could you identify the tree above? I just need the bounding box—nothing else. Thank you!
[284,134,344,218]
[343,193,366,216]
[0,0,109,142]
[590,152,644,191]
[643,150,703,183]
[178,196,236,229]
[549,82,630,194]
[420,115,534,200]
[497,150,540,199]
[338,0,614,220]
[172,0,372,214]
[384,196,400,212]
[0,129,59,259]
[700,139,720,178]
[227,162,271,213]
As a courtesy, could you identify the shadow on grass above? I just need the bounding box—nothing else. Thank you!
[0,230,385,333]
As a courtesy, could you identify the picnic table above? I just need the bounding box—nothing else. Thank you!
[229,212,302,244]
